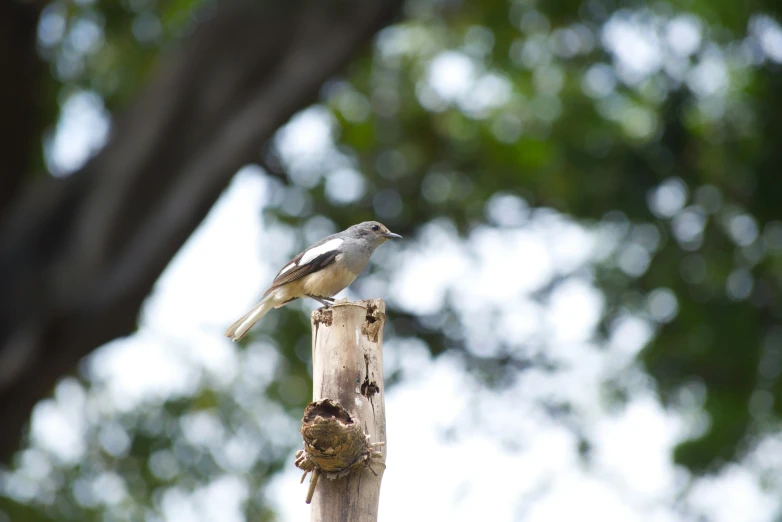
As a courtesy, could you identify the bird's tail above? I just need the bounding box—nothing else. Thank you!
[225,296,272,342]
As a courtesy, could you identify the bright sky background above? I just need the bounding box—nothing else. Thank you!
[7,7,782,522]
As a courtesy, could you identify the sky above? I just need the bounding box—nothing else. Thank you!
[6,6,782,522]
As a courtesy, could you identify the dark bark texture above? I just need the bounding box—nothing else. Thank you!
[0,0,402,465]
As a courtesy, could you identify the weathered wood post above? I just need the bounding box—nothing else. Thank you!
[295,299,387,521]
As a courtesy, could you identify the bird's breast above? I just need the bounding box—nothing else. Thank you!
[300,257,359,297]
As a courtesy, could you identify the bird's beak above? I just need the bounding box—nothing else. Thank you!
[384,232,402,239]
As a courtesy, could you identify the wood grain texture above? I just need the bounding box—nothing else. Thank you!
[310,299,387,522]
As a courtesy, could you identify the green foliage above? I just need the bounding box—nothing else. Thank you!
[309,0,782,476]
[5,0,782,519]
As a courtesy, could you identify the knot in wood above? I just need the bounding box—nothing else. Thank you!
[297,399,367,475]
[295,399,386,503]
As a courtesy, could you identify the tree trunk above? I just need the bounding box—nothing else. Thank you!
[0,0,402,465]
[308,299,387,521]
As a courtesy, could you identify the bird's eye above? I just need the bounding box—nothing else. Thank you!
[371,225,380,231]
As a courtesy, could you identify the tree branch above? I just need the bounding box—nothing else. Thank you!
[0,0,45,218]
[0,0,402,464]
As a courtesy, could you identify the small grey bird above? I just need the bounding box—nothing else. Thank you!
[225,221,401,341]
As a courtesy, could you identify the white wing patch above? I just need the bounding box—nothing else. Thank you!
[279,262,296,275]
[299,238,343,265]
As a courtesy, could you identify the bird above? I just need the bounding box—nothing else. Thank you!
[225,221,402,341]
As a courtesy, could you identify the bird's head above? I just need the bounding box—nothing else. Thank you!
[351,221,402,246]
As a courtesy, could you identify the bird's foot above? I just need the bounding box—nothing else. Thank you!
[307,295,334,307]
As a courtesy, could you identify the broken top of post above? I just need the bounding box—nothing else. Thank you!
[301,299,387,521]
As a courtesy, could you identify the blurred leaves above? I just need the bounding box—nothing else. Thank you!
[5,0,782,519]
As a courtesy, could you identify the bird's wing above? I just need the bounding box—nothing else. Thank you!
[263,246,341,297]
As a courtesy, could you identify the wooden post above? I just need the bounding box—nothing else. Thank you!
[307,298,387,522]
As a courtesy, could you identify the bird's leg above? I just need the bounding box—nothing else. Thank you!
[307,295,333,307]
